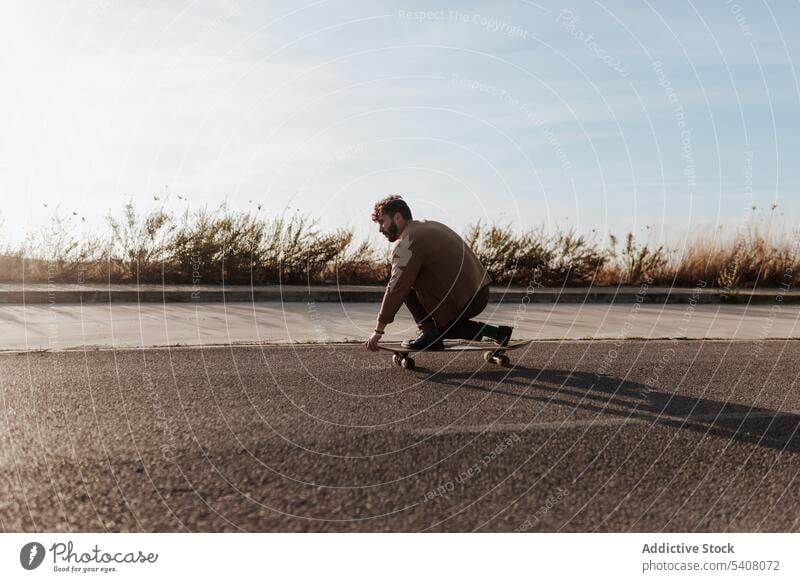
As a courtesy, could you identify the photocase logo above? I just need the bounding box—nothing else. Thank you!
[20,542,46,570]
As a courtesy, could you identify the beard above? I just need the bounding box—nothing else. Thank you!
[382,221,399,242]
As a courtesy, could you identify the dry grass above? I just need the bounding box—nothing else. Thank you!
[1,202,798,288]
[465,222,608,286]
[667,223,799,288]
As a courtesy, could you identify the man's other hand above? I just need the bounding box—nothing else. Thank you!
[364,331,383,351]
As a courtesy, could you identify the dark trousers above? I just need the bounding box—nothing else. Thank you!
[404,284,490,341]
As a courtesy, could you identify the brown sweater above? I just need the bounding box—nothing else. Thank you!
[378,220,491,328]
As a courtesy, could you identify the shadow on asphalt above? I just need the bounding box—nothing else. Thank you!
[414,365,800,454]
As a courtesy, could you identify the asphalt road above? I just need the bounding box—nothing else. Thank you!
[1,341,798,532]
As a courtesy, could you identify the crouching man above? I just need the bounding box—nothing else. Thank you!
[364,195,513,352]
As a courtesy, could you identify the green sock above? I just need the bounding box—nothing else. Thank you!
[421,326,440,337]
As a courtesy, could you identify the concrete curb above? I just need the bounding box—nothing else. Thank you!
[0,284,797,305]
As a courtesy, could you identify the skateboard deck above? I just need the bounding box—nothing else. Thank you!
[378,340,532,369]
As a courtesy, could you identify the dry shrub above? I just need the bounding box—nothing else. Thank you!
[106,201,175,282]
[604,233,669,285]
[2,202,798,289]
[16,212,105,283]
[674,223,800,288]
[466,222,606,285]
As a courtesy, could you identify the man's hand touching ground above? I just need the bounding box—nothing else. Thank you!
[364,331,383,351]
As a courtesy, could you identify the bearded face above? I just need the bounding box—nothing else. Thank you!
[379,215,400,242]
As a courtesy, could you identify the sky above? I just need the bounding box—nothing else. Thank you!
[1,0,798,247]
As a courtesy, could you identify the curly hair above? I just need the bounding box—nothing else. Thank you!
[371,195,413,222]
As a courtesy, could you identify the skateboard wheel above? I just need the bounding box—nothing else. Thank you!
[392,354,402,366]
[483,351,493,362]
[491,354,510,366]
[401,357,415,370]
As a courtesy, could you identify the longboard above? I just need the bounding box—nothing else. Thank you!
[378,339,532,370]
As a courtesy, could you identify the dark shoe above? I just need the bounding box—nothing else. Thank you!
[495,325,513,346]
[401,329,444,350]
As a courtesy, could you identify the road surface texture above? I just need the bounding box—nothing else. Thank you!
[1,341,797,532]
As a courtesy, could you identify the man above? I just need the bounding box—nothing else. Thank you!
[364,195,513,352]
